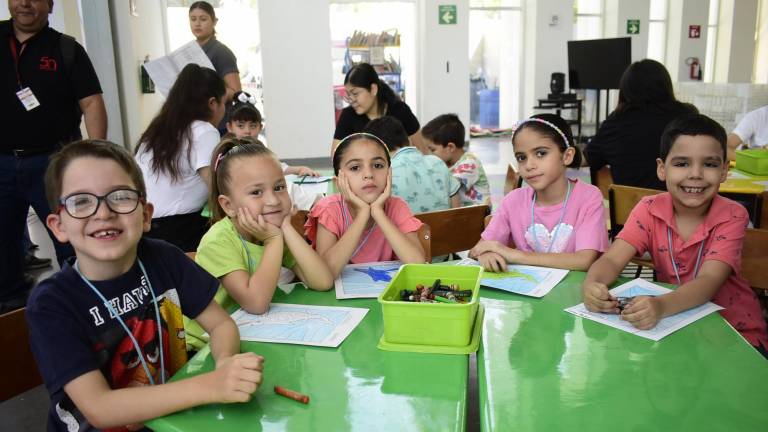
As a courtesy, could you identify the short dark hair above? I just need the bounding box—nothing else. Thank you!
[45,140,146,212]
[421,114,465,148]
[363,116,409,151]
[659,113,727,161]
[512,113,582,168]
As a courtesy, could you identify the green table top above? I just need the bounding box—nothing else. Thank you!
[477,271,768,431]
[146,286,468,432]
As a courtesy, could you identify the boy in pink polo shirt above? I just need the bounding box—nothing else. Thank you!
[582,114,768,357]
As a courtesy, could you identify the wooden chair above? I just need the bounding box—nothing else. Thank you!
[608,184,658,278]
[0,307,43,402]
[291,210,309,237]
[591,166,613,200]
[417,223,432,263]
[742,228,768,318]
[185,251,196,261]
[760,191,767,229]
[504,164,522,195]
[414,204,490,259]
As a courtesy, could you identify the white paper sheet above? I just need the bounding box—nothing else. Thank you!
[231,303,368,347]
[335,261,402,299]
[457,258,569,297]
[564,278,724,341]
[143,41,215,97]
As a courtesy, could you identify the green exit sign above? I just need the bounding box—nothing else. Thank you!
[439,5,456,25]
[627,19,640,35]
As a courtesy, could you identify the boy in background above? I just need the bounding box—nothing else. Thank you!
[422,114,491,207]
[364,116,460,213]
[27,140,264,431]
[582,114,768,357]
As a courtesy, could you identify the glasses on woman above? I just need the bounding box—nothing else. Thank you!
[343,89,365,103]
[58,189,144,219]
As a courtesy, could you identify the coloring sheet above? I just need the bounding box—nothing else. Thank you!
[231,304,368,347]
[564,278,724,341]
[457,258,569,297]
[335,261,403,299]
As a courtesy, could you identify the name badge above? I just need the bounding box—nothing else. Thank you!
[16,87,41,111]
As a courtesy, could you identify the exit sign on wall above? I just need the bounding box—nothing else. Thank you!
[439,5,456,25]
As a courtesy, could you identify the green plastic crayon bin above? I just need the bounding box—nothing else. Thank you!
[735,149,768,175]
[378,264,483,346]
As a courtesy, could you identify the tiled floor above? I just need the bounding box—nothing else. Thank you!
[1,137,645,430]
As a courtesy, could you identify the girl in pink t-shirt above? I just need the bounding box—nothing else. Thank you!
[470,114,608,272]
[305,133,424,278]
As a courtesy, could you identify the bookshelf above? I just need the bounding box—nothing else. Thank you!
[344,29,403,97]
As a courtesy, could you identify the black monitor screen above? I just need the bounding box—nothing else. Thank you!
[568,37,631,90]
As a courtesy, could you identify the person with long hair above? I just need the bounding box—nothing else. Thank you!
[135,64,226,252]
[586,59,697,190]
[189,1,240,102]
[332,63,426,155]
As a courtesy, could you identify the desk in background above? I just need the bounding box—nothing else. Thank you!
[147,287,469,432]
[477,272,768,431]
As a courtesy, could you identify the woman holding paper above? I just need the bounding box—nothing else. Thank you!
[189,1,241,102]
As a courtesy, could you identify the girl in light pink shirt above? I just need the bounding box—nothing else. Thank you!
[305,133,424,278]
[470,114,609,272]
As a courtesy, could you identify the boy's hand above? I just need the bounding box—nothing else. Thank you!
[620,296,662,330]
[371,168,392,215]
[582,281,618,313]
[470,240,502,258]
[337,172,370,215]
[477,251,507,273]
[237,207,283,243]
[212,352,264,403]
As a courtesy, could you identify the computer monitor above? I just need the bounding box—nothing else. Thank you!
[567,37,631,90]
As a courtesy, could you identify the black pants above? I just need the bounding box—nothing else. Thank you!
[145,212,208,252]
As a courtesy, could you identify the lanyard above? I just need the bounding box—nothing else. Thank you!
[8,38,25,88]
[340,199,376,258]
[530,181,572,253]
[239,234,255,273]
[74,259,165,386]
[666,227,705,286]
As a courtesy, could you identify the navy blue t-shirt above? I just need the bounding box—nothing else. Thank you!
[26,238,218,432]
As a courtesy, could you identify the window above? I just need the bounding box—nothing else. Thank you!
[647,0,668,63]
[469,0,523,128]
[573,0,603,41]
[704,0,719,82]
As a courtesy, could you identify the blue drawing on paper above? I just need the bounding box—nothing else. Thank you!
[353,266,400,282]
[481,265,550,294]
[233,305,352,344]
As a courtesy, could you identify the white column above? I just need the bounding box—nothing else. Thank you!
[416,0,470,136]
[666,0,710,82]
[521,0,573,119]
[714,0,758,83]
[258,0,334,159]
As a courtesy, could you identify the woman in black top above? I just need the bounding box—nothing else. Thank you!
[332,63,425,154]
[586,59,697,190]
[189,1,240,103]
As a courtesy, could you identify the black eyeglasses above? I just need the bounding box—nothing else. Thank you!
[58,189,144,219]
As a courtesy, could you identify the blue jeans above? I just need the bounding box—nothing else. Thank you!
[0,153,74,301]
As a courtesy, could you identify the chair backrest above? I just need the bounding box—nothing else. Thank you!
[0,307,43,401]
[291,210,309,237]
[608,184,659,238]
[185,251,196,261]
[760,191,767,229]
[414,204,490,257]
[504,164,521,195]
[417,223,431,262]
[743,228,768,293]
[591,166,613,200]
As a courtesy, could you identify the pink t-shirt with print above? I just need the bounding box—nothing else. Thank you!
[305,194,422,264]
[482,179,609,254]
[617,193,768,348]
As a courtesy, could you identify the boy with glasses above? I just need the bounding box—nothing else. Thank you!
[27,140,264,431]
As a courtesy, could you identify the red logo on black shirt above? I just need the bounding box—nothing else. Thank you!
[39,56,57,71]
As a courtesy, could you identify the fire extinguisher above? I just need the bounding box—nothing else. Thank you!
[685,57,702,81]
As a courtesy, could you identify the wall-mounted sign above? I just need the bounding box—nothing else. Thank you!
[689,25,701,38]
[627,19,640,35]
[439,5,457,25]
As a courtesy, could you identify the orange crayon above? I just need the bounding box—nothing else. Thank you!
[274,385,310,404]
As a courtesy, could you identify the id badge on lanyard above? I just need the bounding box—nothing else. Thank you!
[9,38,41,111]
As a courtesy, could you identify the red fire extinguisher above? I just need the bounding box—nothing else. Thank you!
[685,57,702,80]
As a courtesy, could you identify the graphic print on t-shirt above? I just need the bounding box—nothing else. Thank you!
[524,223,574,253]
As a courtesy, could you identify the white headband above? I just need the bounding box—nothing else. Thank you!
[514,118,571,148]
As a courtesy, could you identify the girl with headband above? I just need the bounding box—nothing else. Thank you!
[185,137,333,350]
[305,133,426,278]
[470,113,608,272]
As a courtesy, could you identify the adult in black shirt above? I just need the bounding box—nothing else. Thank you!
[1,0,106,311]
[586,59,696,190]
[189,1,239,102]
[332,63,424,155]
